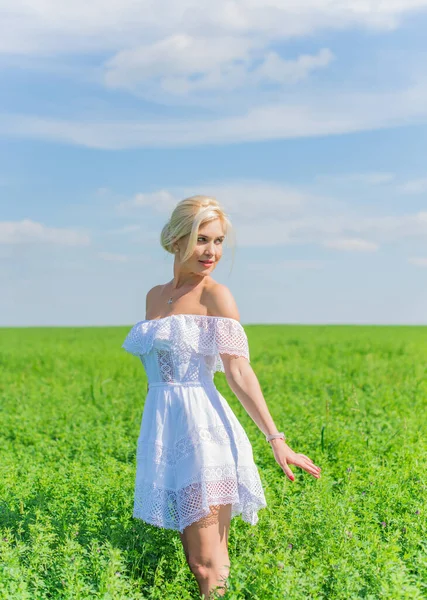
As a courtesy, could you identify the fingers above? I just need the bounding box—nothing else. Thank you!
[300,454,314,463]
[298,455,321,475]
[287,455,322,478]
[277,452,321,481]
[280,462,295,482]
[306,464,321,478]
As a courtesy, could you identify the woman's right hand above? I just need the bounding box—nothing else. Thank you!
[269,439,321,482]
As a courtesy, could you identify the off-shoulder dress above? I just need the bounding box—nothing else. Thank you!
[122,314,267,534]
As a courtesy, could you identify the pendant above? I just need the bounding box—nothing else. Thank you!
[167,297,173,304]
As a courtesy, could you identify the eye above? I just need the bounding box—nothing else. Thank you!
[197,237,224,243]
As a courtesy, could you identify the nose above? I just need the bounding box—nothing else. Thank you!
[204,242,215,257]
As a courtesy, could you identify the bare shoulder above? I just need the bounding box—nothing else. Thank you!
[205,282,249,378]
[204,282,240,321]
[145,284,164,316]
[146,284,163,302]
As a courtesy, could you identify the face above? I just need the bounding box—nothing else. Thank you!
[174,219,225,274]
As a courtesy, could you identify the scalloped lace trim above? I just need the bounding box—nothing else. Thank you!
[122,314,250,374]
[133,464,267,533]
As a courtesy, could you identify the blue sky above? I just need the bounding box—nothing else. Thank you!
[1,1,427,326]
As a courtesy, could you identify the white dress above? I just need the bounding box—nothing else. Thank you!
[122,313,267,534]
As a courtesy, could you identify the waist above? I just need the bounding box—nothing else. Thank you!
[148,380,214,389]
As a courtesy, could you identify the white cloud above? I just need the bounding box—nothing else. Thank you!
[0,219,90,245]
[1,0,427,56]
[248,259,325,271]
[107,225,142,234]
[399,178,427,194]
[252,48,334,85]
[322,238,379,252]
[118,182,317,219]
[2,78,427,149]
[316,172,395,185]
[104,35,253,94]
[114,181,427,250]
[98,251,129,262]
[233,212,427,248]
[408,257,427,267]
[105,36,333,95]
[117,190,178,213]
[1,0,426,153]
[96,187,111,197]
[1,0,427,147]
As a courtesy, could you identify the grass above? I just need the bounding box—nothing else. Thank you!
[0,324,426,599]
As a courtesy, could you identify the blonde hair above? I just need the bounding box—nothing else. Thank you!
[160,195,235,269]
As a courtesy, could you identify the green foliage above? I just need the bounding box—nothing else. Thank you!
[0,325,426,598]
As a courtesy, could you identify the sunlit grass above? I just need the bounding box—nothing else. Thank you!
[1,325,426,599]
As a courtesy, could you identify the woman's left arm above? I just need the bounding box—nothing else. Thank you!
[223,356,321,482]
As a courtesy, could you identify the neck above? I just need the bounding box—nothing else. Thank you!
[171,264,204,290]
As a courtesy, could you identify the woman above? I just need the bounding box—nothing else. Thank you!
[122,195,321,599]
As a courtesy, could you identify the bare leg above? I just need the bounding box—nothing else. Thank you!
[179,504,232,598]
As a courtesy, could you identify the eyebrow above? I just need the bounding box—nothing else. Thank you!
[198,234,225,239]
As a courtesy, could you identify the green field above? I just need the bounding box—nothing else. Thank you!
[1,325,426,599]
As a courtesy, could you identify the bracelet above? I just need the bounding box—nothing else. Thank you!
[265,432,286,443]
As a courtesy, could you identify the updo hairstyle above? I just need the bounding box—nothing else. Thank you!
[160,195,235,266]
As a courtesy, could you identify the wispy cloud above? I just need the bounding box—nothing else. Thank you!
[322,238,379,252]
[1,0,427,157]
[116,183,315,218]
[398,177,427,194]
[111,181,427,250]
[1,0,427,57]
[107,225,142,234]
[117,190,177,213]
[105,39,334,96]
[0,219,90,245]
[2,77,426,149]
[316,172,396,185]
[97,251,129,262]
[408,256,427,267]
[248,259,325,271]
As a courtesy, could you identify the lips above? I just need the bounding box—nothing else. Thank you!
[200,260,214,265]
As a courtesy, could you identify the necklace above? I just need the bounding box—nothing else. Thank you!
[164,283,187,305]
[165,280,199,305]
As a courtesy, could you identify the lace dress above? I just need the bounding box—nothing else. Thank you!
[122,314,267,533]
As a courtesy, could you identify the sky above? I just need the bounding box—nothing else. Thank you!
[1,0,427,326]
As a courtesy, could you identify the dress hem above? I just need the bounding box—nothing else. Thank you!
[132,498,267,534]
[132,482,267,534]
